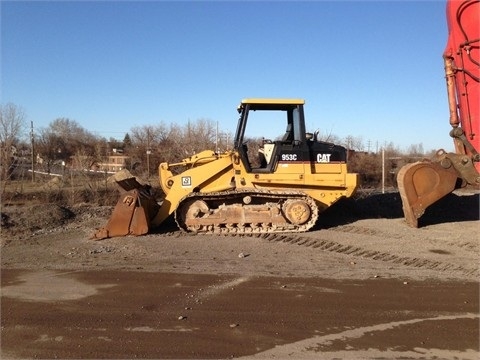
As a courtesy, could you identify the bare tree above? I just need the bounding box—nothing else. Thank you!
[129,123,170,176]
[343,135,364,152]
[36,128,66,173]
[0,103,27,181]
[128,120,218,176]
[406,143,425,158]
[215,129,234,153]
[314,128,341,144]
[44,118,98,164]
[383,141,402,157]
[158,123,184,163]
[348,152,383,187]
[181,118,216,155]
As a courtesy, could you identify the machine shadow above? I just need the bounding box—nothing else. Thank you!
[315,190,479,229]
[149,190,479,234]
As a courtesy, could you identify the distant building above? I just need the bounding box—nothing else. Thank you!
[70,148,130,174]
[94,154,130,173]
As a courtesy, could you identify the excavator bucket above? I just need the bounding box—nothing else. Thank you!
[397,160,458,228]
[91,170,160,240]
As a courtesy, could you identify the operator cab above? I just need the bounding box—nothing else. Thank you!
[234,98,347,173]
[234,98,304,173]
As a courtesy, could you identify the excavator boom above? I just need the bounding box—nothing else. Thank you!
[397,0,480,227]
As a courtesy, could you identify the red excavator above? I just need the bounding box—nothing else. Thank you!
[397,0,479,227]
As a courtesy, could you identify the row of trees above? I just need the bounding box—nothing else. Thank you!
[0,103,232,181]
[1,102,432,187]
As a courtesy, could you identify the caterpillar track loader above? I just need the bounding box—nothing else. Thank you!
[397,0,479,227]
[93,99,359,239]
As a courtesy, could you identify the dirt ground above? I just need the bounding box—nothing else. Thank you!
[1,188,479,359]
[1,188,479,282]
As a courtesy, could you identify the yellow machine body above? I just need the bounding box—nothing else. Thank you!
[93,99,359,239]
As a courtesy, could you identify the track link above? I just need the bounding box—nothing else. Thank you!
[174,189,319,235]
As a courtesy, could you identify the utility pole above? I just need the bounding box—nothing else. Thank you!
[146,128,150,177]
[216,121,219,153]
[30,121,35,182]
[382,147,385,194]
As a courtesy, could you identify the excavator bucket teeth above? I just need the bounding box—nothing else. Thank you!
[91,175,161,240]
[397,161,458,228]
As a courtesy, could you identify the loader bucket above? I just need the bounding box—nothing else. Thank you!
[91,171,160,240]
[397,160,458,227]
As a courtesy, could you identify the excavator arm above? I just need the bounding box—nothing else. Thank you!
[397,0,480,227]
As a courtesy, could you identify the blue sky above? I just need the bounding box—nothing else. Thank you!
[2,0,452,152]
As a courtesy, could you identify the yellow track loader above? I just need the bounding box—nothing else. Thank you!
[93,98,359,239]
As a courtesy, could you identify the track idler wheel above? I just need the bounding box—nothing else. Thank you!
[177,200,210,233]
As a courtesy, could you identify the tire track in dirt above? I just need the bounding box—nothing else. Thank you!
[250,233,479,278]
[325,224,479,251]
[445,240,479,250]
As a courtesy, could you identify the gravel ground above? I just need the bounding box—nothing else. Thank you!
[2,189,478,282]
[1,189,479,360]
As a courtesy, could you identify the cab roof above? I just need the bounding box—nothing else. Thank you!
[238,98,305,112]
[240,98,305,105]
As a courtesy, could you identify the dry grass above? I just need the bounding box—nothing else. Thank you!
[1,174,119,207]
